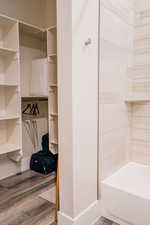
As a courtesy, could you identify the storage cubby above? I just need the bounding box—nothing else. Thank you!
[49,87,58,114]
[47,24,58,153]
[48,61,57,85]
[0,16,19,51]
[0,86,19,118]
[0,53,19,85]
[49,117,58,145]
[0,119,21,154]
[47,27,57,55]
[20,23,47,98]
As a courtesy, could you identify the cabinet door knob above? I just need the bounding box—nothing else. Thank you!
[85,38,92,46]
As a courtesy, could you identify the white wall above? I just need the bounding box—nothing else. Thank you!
[136,0,150,12]
[0,0,46,28]
[45,0,56,28]
[0,0,57,28]
[99,0,135,180]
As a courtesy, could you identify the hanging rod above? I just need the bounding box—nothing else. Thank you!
[21,96,48,102]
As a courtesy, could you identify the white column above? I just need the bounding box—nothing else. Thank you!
[57,0,100,224]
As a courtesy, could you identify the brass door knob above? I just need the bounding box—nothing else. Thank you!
[85,38,92,46]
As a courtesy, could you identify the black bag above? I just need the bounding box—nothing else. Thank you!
[30,133,58,175]
[30,151,57,174]
[42,133,52,154]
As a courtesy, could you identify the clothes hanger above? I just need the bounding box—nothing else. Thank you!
[22,103,40,116]
[22,104,32,114]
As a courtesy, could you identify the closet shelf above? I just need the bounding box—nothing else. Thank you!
[47,25,56,31]
[50,113,58,117]
[48,54,57,58]
[0,83,18,87]
[0,143,20,155]
[49,84,57,87]
[22,96,48,100]
[50,140,58,145]
[19,22,46,41]
[0,115,20,121]
[0,47,17,56]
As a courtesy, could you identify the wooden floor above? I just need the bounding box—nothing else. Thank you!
[95,217,119,225]
[0,170,120,225]
[0,170,56,225]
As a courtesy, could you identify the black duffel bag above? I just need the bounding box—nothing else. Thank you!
[30,133,58,175]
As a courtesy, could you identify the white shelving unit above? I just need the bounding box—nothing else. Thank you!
[47,26,57,56]
[47,25,58,154]
[0,15,21,155]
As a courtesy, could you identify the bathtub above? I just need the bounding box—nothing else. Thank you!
[101,162,150,225]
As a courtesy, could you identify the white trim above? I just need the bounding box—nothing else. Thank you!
[59,199,133,225]
[0,12,18,23]
[58,201,100,225]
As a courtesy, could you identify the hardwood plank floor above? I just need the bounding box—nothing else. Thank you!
[50,217,119,225]
[95,217,119,225]
[0,170,56,225]
[0,171,119,225]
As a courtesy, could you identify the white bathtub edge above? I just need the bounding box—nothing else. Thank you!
[99,200,131,225]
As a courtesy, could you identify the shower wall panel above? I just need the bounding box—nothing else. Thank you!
[99,0,135,180]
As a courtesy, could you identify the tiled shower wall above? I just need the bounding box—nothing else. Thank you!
[99,0,135,179]
[131,102,150,164]
[131,2,150,165]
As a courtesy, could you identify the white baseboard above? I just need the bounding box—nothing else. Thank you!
[58,200,100,225]
[58,200,132,225]
[21,156,30,171]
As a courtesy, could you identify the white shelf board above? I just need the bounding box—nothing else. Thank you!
[22,96,48,99]
[48,54,57,58]
[50,113,58,117]
[0,143,20,155]
[47,25,56,31]
[0,47,17,56]
[125,97,150,103]
[19,22,46,41]
[49,84,57,87]
[50,140,58,145]
[0,115,20,121]
[0,13,18,24]
[0,83,18,87]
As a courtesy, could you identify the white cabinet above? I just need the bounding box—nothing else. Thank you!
[47,24,58,154]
